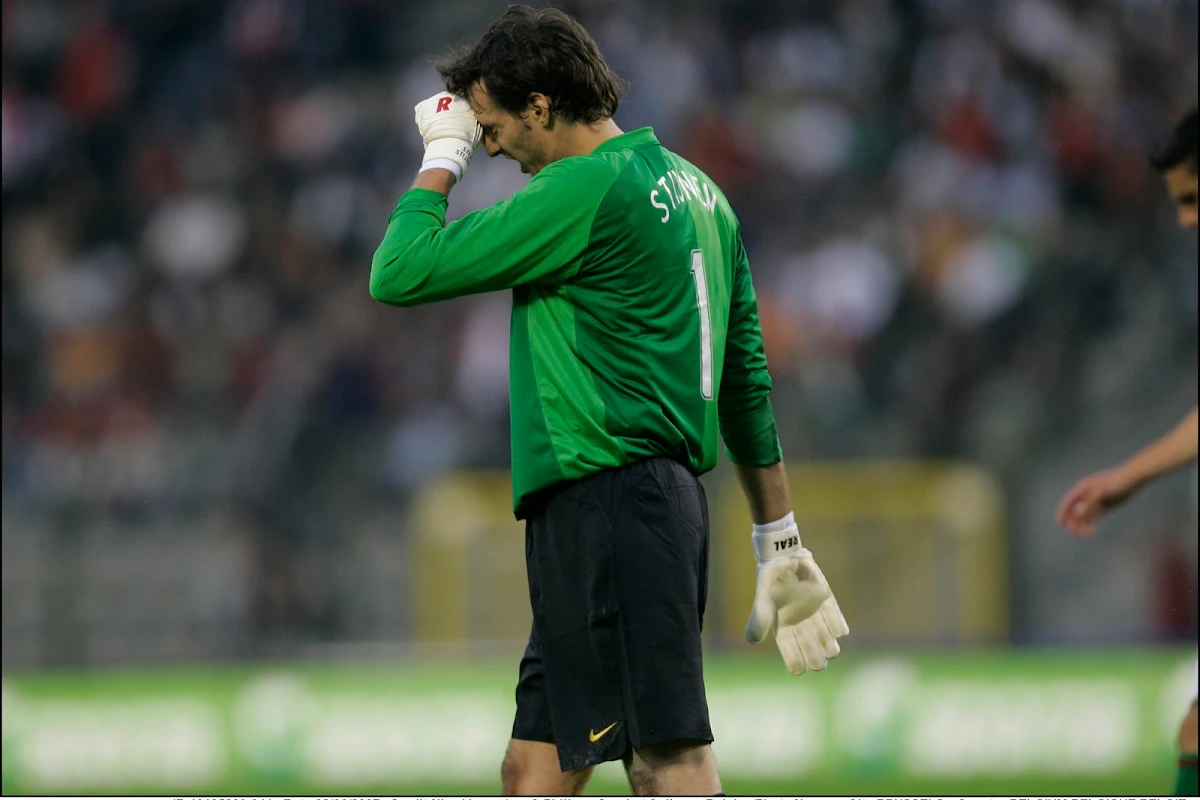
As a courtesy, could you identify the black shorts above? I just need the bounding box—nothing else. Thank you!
[511,458,713,772]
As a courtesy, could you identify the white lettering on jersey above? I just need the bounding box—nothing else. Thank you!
[648,167,719,223]
[650,190,670,223]
[657,175,678,208]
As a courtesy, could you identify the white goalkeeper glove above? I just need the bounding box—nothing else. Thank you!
[413,91,483,182]
[746,513,849,674]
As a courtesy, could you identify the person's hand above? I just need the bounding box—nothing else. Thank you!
[1055,466,1139,538]
[746,525,849,674]
[414,91,482,181]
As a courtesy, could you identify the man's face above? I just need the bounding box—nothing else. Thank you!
[468,82,554,176]
[1164,163,1198,230]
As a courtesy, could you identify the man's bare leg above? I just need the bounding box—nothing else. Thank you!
[501,739,593,796]
[623,740,721,796]
[1176,701,1198,796]
[1180,701,1199,753]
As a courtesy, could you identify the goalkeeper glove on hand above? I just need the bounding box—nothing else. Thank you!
[746,514,849,674]
[414,91,483,182]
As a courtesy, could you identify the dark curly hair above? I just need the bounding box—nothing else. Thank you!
[1150,107,1197,174]
[437,5,627,124]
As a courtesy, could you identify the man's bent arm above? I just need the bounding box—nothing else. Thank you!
[370,158,614,306]
[1117,407,1198,491]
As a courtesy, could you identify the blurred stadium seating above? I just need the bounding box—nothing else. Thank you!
[1,0,1196,794]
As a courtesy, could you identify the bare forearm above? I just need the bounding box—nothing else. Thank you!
[734,461,792,524]
[412,168,456,196]
[1119,407,1199,490]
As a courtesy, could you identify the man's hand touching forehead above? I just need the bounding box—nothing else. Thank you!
[413,91,483,184]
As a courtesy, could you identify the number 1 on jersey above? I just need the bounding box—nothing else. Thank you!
[690,249,714,400]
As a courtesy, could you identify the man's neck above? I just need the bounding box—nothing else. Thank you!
[557,118,624,160]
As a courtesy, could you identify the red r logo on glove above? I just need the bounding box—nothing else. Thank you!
[436,97,452,113]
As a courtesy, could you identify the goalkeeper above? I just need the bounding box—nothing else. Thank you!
[370,5,847,796]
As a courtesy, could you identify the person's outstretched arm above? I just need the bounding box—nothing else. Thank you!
[1056,407,1198,537]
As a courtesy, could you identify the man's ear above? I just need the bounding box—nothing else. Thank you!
[527,93,553,128]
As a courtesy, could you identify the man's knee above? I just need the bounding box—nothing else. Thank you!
[625,739,717,796]
[501,739,592,795]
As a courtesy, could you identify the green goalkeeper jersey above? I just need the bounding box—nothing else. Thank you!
[371,127,782,517]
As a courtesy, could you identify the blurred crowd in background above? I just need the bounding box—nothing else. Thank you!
[2,0,1197,666]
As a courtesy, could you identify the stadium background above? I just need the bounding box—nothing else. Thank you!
[1,0,1196,794]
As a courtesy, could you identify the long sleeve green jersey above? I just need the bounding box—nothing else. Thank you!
[371,127,782,518]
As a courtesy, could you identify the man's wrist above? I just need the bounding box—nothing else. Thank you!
[752,511,795,536]
[751,521,803,562]
[1115,463,1150,496]
[419,157,463,180]
[412,166,457,196]
[422,137,475,175]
